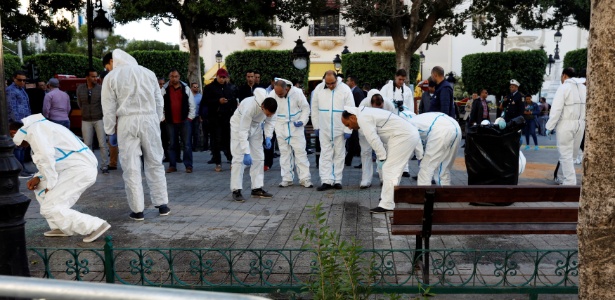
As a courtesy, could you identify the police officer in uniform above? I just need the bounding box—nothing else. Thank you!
[501,79,525,122]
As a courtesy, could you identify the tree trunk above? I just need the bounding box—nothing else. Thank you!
[578,1,615,298]
[180,20,202,89]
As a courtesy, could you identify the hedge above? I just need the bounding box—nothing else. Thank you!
[563,48,587,73]
[461,50,547,97]
[341,52,420,90]
[128,50,204,80]
[225,50,309,87]
[3,54,22,79]
[24,53,102,80]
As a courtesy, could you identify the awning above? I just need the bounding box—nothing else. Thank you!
[308,63,336,81]
[203,64,226,85]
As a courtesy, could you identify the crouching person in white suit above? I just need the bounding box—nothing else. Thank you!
[11,114,110,243]
[341,106,422,214]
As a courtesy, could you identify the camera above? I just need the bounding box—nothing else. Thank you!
[394,100,404,112]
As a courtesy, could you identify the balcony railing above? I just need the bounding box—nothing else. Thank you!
[371,28,392,37]
[245,25,282,37]
[308,24,346,37]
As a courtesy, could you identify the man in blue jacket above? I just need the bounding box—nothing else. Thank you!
[429,66,456,118]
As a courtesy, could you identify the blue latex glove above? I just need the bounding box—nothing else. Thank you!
[264,137,272,149]
[109,134,118,147]
[344,133,352,139]
[314,129,319,137]
[417,160,421,167]
[501,112,505,118]
[546,129,553,139]
[293,121,303,127]
[496,119,506,130]
[377,160,386,169]
[243,154,252,166]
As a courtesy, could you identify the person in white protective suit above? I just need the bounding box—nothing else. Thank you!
[311,71,356,191]
[101,49,170,221]
[379,69,415,113]
[11,115,111,243]
[407,112,462,186]
[341,106,422,213]
[230,88,277,202]
[269,79,313,188]
[546,67,586,185]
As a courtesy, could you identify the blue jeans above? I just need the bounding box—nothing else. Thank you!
[50,119,70,129]
[14,147,26,172]
[167,120,193,168]
[523,118,538,146]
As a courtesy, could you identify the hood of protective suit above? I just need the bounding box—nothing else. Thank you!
[254,87,267,102]
[364,89,382,104]
[112,49,139,68]
[344,105,361,116]
[565,77,586,85]
[13,113,46,146]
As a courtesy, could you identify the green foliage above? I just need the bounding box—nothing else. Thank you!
[125,40,180,52]
[563,48,587,73]
[24,53,103,80]
[341,52,420,90]
[2,39,37,56]
[128,51,205,80]
[44,25,127,58]
[3,54,22,79]
[225,50,309,87]
[1,0,81,42]
[462,50,547,96]
[295,203,377,299]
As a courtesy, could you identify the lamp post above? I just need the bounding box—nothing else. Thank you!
[87,0,113,69]
[291,38,310,70]
[215,50,223,69]
[554,30,562,60]
[547,54,556,75]
[419,51,426,80]
[0,14,33,279]
[341,46,351,55]
[333,54,342,73]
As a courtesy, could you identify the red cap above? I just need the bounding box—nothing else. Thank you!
[216,68,228,78]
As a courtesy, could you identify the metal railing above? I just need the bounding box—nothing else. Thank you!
[308,24,346,37]
[245,25,282,37]
[26,236,578,297]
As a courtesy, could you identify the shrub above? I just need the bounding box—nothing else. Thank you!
[341,52,420,90]
[224,50,309,87]
[128,50,204,80]
[563,48,587,73]
[24,53,102,80]
[3,54,22,79]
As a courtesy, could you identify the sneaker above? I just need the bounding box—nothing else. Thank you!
[101,167,109,175]
[83,222,111,243]
[157,204,171,216]
[44,229,71,237]
[215,165,222,172]
[232,190,245,202]
[402,172,410,178]
[108,166,117,170]
[166,167,177,173]
[300,179,313,188]
[334,183,343,190]
[129,212,144,221]
[534,146,539,151]
[251,188,273,198]
[360,184,371,189]
[524,145,530,150]
[370,206,392,214]
[279,181,293,187]
[186,167,193,173]
[317,183,333,191]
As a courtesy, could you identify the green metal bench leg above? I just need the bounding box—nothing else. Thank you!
[423,237,430,285]
[529,293,538,300]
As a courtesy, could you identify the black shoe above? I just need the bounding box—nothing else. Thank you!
[232,190,245,202]
[402,172,410,178]
[207,159,215,164]
[334,183,342,190]
[432,180,437,185]
[101,167,109,175]
[360,185,371,189]
[251,188,273,198]
[370,206,392,214]
[156,204,170,216]
[412,176,418,180]
[354,164,362,168]
[108,166,117,170]
[129,212,144,221]
[306,149,314,155]
[411,155,417,160]
[461,144,466,148]
[162,157,169,163]
[317,183,333,191]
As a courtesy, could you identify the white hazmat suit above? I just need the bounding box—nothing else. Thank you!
[270,84,311,185]
[407,112,461,186]
[546,77,586,185]
[311,77,355,185]
[13,114,106,236]
[230,88,276,191]
[101,49,169,213]
[380,80,415,113]
[347,106,421,210]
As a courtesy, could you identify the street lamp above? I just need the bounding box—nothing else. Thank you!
[419,51,426,79]
[291,38,310,70]
[333,54,342,73]
[554,30,562,60]
[87,0,113,69]
[215,50,223,69]
[341,46,351,55]
[547,54,556,75]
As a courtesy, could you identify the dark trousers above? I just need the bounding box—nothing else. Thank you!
[523,119,538,146]
[264,132,276,167]
[344,130,360,166]
[201,118,210,151]
[191,118,201,151]
[161,121,170,159]
[211,119,231,165]
[167,121,193,168]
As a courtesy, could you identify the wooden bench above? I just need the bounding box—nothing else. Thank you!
[392,185,581,283]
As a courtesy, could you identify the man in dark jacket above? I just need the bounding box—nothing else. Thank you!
[161,69,196,173]
[236,70,257,102]
[469,89,491,126]
[428,66,456,118]
[202,68,238,172]
[418,78,436,114]
[502,79,525,122]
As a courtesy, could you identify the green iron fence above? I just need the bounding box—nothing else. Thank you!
[27,236,578,298]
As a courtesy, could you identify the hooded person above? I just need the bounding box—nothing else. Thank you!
[101,49,170,221]
[341,106,422,213]
[387,92,416,178]
[11,114,111,243]
[407,112,462,186]
[546,68,586,185]
[269,78,313,188]
[311,71,356,191]
[230,88,277,201]
[380,69,415,113]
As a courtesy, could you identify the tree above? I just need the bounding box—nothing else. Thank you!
[44,25,127,58]
[112,0,280,88]
[2,39,37,56]
[578,1,615,298]
[1,0,81,42]
[125,40,179,52]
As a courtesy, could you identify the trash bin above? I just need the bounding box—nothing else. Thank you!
[464,116,525,185]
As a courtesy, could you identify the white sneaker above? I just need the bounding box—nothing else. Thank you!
[83,222,111,243]
[44,229,71,237]
[300,179,313,188]
[278,181,293,187]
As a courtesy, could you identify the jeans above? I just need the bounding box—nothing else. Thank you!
[192,117,201,151]
[538,115,549,136]
[523,118,538,146]
[82,120,110,168]
[167,120,193,168]
[50,119,70,129]
[201,118,210,150]
[14,147,29,173]
[211,118,231,165]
